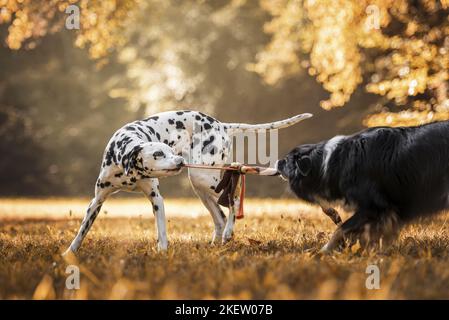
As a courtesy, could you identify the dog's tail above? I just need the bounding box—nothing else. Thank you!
[224,113,312,135]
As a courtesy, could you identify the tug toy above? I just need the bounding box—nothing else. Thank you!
[183,163,278,219]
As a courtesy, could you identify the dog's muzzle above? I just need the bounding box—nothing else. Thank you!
[275,159,288,180]
[175,157,185,168]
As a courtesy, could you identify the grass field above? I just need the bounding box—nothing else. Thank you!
[1,198,449,299]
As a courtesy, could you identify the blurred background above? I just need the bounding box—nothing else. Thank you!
[0,0,448,197]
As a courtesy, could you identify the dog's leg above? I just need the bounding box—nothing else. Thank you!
[321,206,342,226]
[189,168,226,244]
[319,209,369,254]
[199,189,227,244]
[138,178,168,251]
[223,192,239,244]
[64,186,115,255]
[319,228,344,254]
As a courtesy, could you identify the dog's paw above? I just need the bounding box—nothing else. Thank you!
[62,247,74,257]
[62,248,79,264]
[157,242,168,252]
[318,243,333,255]
[211,230,224,245]
[222,231,234,244]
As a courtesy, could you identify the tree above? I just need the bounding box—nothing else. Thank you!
[250,0,449,126]
[0,0,139,61]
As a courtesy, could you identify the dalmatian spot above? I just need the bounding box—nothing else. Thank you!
[199,112,216,124]
[203,123,212,130]
[153,150,165,160]
[145,116,159,121]
[201,135,215,154]
[130,177,137,183]
[153,205,159,211]
[137,126,151,141]
[104,181,111,187]
[105,141,117,165]
[150,191,156,197]
[218,208,226,220]
[168,119,175,125]
[156,132,161,140]
[147,126,155,135]
[176,111,184,115]
[163,139,169,145]
[176,121,186,130]
[195,115,201,121]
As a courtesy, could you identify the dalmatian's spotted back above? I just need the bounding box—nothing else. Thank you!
[64,110,312,255]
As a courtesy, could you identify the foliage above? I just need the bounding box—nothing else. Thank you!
[2,1,448,125]
[0,0,140,61]
[252,0,449,126]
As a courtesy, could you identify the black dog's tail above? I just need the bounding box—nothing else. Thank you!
[224,113,312,135]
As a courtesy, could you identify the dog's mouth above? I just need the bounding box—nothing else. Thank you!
[274,160,287,180]
[165,167,183,172]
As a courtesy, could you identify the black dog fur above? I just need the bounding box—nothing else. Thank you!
[277,121,449,249]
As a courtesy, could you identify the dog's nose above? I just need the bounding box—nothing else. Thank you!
[176,157,185,168]
[275,160,284,171]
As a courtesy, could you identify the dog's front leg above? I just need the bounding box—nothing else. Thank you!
[64,185,115,255]
[321,206,342,226]
[139,179,168,251]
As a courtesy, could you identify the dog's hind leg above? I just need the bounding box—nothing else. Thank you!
[189,168,227,244]
[64,185,115,255]
[138,178,168,251]
[222,188,241,244]
[197,189,227,245]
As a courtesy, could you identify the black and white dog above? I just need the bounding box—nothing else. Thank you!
[64,110,312,255]
[277,121,449,253]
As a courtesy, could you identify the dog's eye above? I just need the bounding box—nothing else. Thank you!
[153,151,165,158]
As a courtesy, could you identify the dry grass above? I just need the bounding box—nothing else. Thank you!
[1,198,449,299]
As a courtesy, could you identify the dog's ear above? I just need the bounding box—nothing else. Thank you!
[296,155,312,176]
[123,145,143,176]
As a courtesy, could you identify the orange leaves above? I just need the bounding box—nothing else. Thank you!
[252,0,449,125]
[247,0,303,85]
[73,0,141,60]
[0,0,141,59]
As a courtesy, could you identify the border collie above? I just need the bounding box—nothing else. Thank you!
[276,121,449,252]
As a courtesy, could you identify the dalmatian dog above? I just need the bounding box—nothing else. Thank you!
[64,110,312,255]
